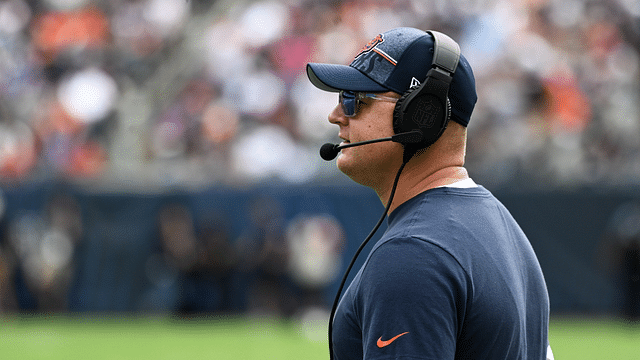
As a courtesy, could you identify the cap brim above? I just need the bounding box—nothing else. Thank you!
[306,63,388,93]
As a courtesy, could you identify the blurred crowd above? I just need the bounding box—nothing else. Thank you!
[0,0,639,189]
[0,188,347,316]
[146,197,346,318]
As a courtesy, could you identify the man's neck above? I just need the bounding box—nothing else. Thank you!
[372,121,470,214]
[377,164,470,214]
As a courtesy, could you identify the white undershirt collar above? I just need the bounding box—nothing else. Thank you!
[437,178,478,189]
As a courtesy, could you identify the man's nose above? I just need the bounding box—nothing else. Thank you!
[328,104,348,126]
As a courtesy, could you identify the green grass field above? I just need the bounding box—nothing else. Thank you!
[548,317,640,359]
[0,315,638,359]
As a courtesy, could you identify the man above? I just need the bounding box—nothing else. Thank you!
[306,27,552,360]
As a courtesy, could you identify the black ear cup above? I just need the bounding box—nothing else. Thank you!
[391,30,460,158]
[393,82,451,153]
[392,87,416,135]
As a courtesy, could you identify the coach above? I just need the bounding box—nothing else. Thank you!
[307,27,553,360]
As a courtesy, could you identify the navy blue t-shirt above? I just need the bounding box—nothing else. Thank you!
[332,185,549,360]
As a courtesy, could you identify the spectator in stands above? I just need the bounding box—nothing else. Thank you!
[286,214,345,310]
[235,195,295,317]
[1,189,81,312]
[156,202,227,315]
[602,201,640,322]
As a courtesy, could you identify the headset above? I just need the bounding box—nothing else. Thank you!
[325,30,461,360]
[392,30,461,158]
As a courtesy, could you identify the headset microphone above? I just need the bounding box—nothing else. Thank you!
[319,143,340,161]
[319,130,423,161]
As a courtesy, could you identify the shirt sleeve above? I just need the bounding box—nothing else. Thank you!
[356,236,469,360]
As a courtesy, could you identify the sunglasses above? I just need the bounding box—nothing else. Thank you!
[339,90,400,117]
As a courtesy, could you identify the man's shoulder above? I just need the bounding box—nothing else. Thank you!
[361,235,470,293]
[401,184,495,212]
[387,185,498,236]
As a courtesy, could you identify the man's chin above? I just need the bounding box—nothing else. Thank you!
[337,157,377,188]
[336,156,358,180]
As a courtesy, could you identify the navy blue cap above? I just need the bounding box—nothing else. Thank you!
[307,27,477,127]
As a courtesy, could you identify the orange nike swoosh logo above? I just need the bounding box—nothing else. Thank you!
[376,332,409,348]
